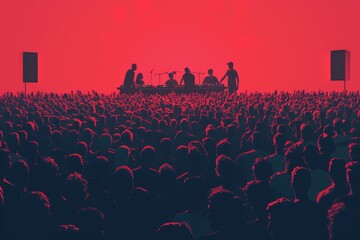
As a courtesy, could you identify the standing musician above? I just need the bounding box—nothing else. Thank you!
[203,69,219,85]
[220,62,239,94]
[123,63,137,88]
[165,73,179,87]
[180,67,195,90]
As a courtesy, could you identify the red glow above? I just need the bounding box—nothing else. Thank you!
[0,0,359,93]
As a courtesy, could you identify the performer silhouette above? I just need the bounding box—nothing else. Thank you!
[180,67,195,90]
[220,62,239,94]
[136,73,145,85]
[203,69,219,85]
[123,63,137,88]
[165,73,179,87]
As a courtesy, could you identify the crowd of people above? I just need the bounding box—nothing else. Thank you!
[0,90,359,240]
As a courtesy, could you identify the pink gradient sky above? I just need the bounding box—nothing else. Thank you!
[0,0,359,93]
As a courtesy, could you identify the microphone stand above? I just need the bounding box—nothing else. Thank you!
[154,72,167,86]
[193,72,205,84]
[150,69,153,86]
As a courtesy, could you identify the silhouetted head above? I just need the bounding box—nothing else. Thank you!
[7,132,20,153]
[131,63,137,70]
[176,145,188,167]
[74,141,88,159]
[180,176,206,213]
[18,130,28,147]
[227,61,234,69]
[244,180,274,221]
[89,156,109,182]
[303,144,320,170]
[140,145,156,168]
[113,145,130,167]
[169,72,174,79]
[120,129,134,147]
[215,155,235,177]
[186,147,203,173]
[136,72,143,80]
[35,157,59,190]
[328,202,360,240]
[273,133,286,154]
[202,137,216,156]
[128,187,150,218]
[226,124,236,139]
[329,158,346,185]
[267,198,294,240]
[156,222,193,240]
[346,161,360,195]
[52,116,61,128]
[215,140,232,157]
[75,207,104,240]
[207,189,242,232]
[10,160,29,188]
[247,116,256,130]
[111,165,134,198]
[252,157,273,183]
[72,118,82,132]
[208,69,213,76]
[159,163,177,193]
[323,124,334,137]
[64,172,88,211]
[55,224,80,240]
[100,133,112,151]
[51,130,63,148]
[184,67,190,73]
[21,191,51,237]
[0,149,10,180]
[160,138,172,157]
[251,131,266,151]
[291,167,311,200]
[65,154,84,175]
[318,135,336,155]
[180,118,189,132]
[284,144,305,174]
[205,125,216,138]
[300,123,314,143]
[24,121,36,137]
[349,143,360,162]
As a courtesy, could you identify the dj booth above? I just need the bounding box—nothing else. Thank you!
[117,84,226,94]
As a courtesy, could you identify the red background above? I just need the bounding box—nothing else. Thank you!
[0,0,359,93]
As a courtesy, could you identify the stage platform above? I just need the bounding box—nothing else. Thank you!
[117,84,226,94]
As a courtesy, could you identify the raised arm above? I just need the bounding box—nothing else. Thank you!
[219,72,227,83]
[179,77,184,85]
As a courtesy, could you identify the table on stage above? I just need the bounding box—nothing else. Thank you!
[117,84,226,94]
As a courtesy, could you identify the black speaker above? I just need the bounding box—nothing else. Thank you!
[331,50,350,81]
[23,52,38,83]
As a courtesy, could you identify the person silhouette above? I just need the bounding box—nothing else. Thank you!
[136,73,145,86]
[202,69,219,85]
[220,62,239,94]
[180,67,195,90]
[165,73,179,87]
[123,63,137,88]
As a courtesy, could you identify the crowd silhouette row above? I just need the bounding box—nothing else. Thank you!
[0,91,359,240]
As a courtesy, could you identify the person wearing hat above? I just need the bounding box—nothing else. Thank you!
[180,67,195,91]
[220,62,239,94]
